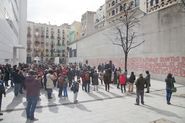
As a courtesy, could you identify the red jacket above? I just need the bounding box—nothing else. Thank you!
[119,74,126,85]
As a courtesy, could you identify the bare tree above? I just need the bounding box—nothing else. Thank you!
[111,4,144,73]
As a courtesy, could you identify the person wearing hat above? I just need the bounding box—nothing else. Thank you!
[135,74,145,105]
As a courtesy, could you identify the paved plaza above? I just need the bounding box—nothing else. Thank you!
[0,79,185,123]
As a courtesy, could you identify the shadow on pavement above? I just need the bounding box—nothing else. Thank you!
[88,93,102,100]
[48,99,59,113]
[143,104,182,119]
[76,103,91,112]
[6,96,24,112]
[171,104,185,109]
[97,91,111,98]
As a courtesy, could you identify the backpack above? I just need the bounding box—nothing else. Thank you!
[71,81,79,93]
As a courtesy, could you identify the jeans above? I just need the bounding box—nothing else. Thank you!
[105,83,110,91]
[0,94,2,111]
[47,89,52,99]
[166,89,172,103]
[58,86,63,97]
[73,92,78,103]
[85,82,90,92]
[121,84,126,93]
[26,96,38,119]
[136,90,144,104]
[63,86,68,97]
[14,83,21,96]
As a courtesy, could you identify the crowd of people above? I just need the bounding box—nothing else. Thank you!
[0,61,176,121]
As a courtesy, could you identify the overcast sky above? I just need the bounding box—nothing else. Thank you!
[27,0,105,26]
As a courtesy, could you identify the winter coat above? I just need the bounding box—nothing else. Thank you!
[165,77,175,90]
[46,74,54,89]
[92,72,99,85]
[25,76,40,97]
[119,74,126,85]
[135,76,145,90]
[129,74,136,83]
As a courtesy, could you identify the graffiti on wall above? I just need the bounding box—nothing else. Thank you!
[127,56,185,77]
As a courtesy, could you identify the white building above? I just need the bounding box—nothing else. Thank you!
[94,4,106,30]
[81,11,96,37]
[0,0,27,65]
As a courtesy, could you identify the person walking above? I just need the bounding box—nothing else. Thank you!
[135,74,145,105]
[145,71,151,93]
[128,72,136,93]
[165,73,176,105]
[25,70,40,121]
[0,78,6,115]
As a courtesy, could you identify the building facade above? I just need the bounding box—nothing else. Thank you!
[68,3,185,84]
[94,4,106,30]
[27,22,70,64]
[81,11,96,37]
[105,0,139,24]
[0,0,27,65]
[68,21,82,43]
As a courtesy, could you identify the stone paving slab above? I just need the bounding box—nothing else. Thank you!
[0,79,185,123]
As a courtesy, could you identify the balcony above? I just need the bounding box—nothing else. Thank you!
[147,0,177,13]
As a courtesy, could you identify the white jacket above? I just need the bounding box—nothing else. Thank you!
[46,74,54,89]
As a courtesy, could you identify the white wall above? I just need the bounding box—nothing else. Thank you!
[69,4,185,84]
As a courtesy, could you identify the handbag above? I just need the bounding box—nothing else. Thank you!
[171,87,177,92]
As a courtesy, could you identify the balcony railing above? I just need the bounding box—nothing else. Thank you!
[147,0,177,13]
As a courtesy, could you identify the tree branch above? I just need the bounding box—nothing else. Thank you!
[128,40,145,52]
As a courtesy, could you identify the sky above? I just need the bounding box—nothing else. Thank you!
[27,0,105,26]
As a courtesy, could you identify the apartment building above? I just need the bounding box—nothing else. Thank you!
[27,22,70,64]
[81,11,96,37]
[105,0,139,24]
[94,4,106,30]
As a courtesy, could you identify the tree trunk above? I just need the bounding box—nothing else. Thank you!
[124,52,128,74]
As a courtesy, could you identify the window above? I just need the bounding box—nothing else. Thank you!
[120,5,123,11]
[112,1,115,6]
[112,10,115,16]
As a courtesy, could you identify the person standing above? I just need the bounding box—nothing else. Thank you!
[128,72,136,93]
[92,70,99,91]
[145,71,151,93]
[165,73,176,105]
[0,78,6,115]
[71,80,80,104]
[46,70,57,99]
[135,74,145,105]
[119,73,127,93]
[25,70,40,121]
[103,70,111,92]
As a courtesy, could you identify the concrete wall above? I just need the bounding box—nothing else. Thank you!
[68,4,185,84]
